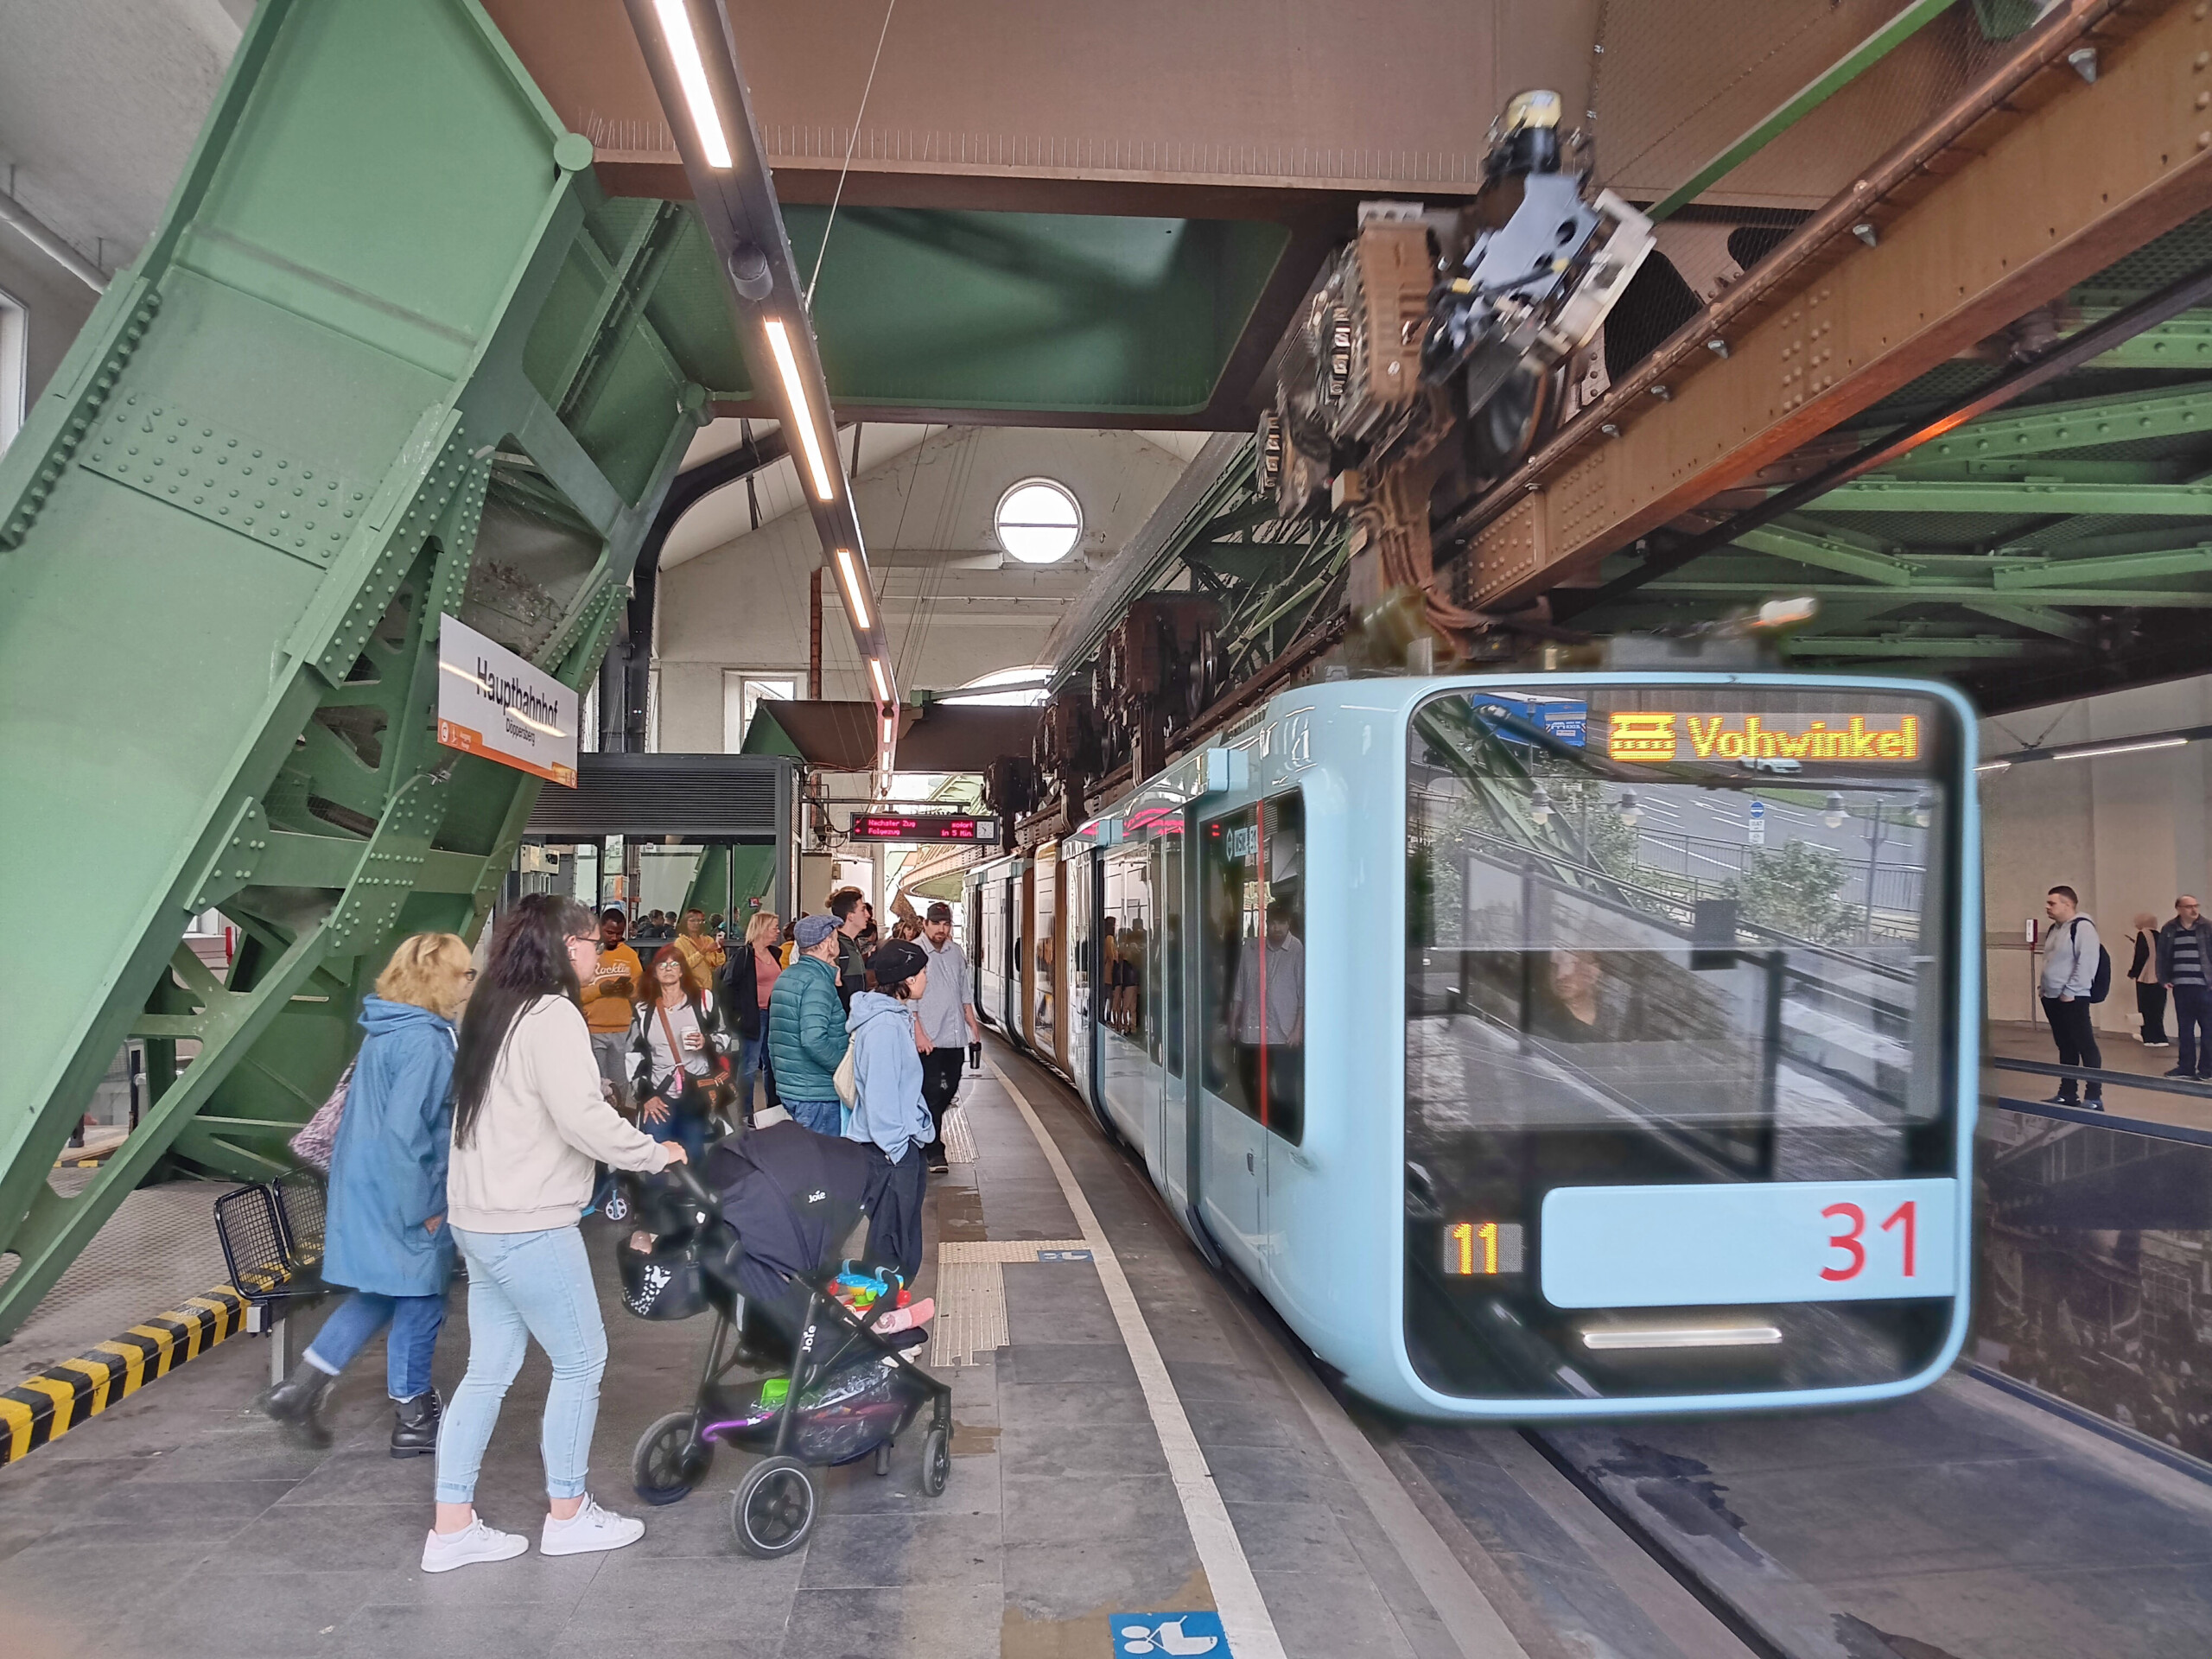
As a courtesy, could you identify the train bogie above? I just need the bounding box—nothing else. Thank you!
[966,672,1978,1421]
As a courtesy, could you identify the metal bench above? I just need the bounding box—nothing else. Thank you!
[213,1180,327,1384]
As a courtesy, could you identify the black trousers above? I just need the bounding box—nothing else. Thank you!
[2042,996,2103,1101]
[920,1049,964,1160]
[862,1145,927,1283]
[2175,983,2212,1077]
[2137,982,2170,1044]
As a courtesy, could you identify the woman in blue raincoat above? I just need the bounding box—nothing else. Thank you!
[263,932,475,1454]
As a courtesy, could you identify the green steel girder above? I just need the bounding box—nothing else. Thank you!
[1789,635,2040,658]
[2071,298,2212,371]
[1812,478,2212,515]
[1991,542,2212,588]
[1645,579,2212,607]
[1893,384,2212,468]
[1732,523,1916,585]
[0,0,714,1339]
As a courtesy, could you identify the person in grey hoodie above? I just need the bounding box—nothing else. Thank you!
[2041,885,2103,1109]
[845,938,933,1281]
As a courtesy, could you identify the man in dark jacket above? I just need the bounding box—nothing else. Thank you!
[2159,895,2211,1081]
[768,914,849,1135]
[830,888,869,1010]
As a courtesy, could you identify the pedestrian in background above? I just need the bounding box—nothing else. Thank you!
[721,910,781,1121]
[263,932,473,1454]
[846,938,934,1280]
[629,944,732,1164]
[830,888,869,1010]
[2128,912,2170,1051]
[673,907,722,996]
[2040,886,2104,1110]
[913,901,982,1173]
[581,907,641,1107]
[424,894,681,1573]
[2160,894,2211,1081]
[768,913,849,1135]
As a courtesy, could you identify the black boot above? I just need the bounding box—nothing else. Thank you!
[260,1358,337,1448]
[390,1390,441,1459]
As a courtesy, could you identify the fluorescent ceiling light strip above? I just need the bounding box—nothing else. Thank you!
[868,657,893,704]
[764,320,836,501]
[834,546,872,630]
[1580,1325,1782,1351]
[2052,736,2188,761]
[652,0,733,169]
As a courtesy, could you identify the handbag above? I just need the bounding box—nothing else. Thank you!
[657,1001,734,1116]
[833,1043,859,1108]
[289,1060,353,1173]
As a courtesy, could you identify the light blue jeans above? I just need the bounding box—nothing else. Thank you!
[435,1224,607,1505]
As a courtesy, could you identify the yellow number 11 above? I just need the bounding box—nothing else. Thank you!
[1447,1221,1499,1275]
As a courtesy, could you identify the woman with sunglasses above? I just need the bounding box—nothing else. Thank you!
[424,895,684,1573]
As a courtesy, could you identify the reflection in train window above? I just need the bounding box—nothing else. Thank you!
[1201,793,1306,1143]
[1103,850,1151,1048]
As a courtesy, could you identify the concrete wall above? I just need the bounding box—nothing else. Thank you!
[1980,675,2212,1029]
[0,237,99,435]
[655,425,1194,750]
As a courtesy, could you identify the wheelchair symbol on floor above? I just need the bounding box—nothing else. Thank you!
[1114,1611,1226,1655]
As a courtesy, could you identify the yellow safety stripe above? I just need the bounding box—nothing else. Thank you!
[126,1324,179,1372]
[18,1376,76,1439]
[92,1340,146,1397]
[55,1357,112,1416]
[182,1295,235,1341]
[0,1395,32,1463]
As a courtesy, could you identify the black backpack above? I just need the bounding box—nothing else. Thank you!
[2069,918,2113,1004]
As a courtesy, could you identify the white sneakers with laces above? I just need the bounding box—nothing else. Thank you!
[421,1517,528,1573]
[539,1494,645,1557]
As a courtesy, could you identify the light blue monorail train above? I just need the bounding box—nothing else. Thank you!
[967,672,1978,1420]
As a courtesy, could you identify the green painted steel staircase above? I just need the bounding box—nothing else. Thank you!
[0,0,734,1338]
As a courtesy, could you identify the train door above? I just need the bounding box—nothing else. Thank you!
[1065,847,1094,1103]
[1016,861,1033,1046]
[1154,826,1191,1217]
[1033,841,1061,1065]
[1102,843,1159,1169]
[1196,805,1264,1256]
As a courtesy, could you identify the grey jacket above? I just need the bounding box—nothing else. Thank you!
[2041,914,2100,999]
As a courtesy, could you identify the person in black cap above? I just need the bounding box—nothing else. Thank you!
[843,938,933,1280]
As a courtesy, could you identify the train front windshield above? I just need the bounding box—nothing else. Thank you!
[1404,685,1962,1402]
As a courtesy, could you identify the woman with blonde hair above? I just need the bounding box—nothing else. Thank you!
[263,931,475,1455]
[720,910,782,1121]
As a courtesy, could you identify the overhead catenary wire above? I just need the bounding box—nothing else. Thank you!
[805,0,900,309]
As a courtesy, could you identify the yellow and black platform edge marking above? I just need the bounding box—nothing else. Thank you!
[0,1283,251,1465]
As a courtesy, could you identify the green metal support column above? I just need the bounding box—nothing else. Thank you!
[0,0,720,1338]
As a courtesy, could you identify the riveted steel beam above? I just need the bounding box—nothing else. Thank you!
[1813,478,2212,514]
[1992,542,2212,585]
[0,0,712,1340]
[1464,0,2212,612]
[1895,384,2212,466]
[1646,579,2212,606]
[1732,523,1917,585]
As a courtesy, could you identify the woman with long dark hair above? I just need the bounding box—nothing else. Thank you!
[627,942,731,1164]
[422,895,683,1574]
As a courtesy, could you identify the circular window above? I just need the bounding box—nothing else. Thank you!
[995,479,1083,564]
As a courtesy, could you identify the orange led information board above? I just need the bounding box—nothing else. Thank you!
[848,813,1000,843]
[1607,712,1922,764]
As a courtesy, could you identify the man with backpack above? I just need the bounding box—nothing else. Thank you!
[2042,885,2107,1110]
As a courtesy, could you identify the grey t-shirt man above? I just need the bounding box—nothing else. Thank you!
[913,935,976,1049]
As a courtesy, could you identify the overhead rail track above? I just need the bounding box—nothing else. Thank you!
[0,0,733,1340]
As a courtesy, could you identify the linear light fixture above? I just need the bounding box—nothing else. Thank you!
[650,0,733,168]
[1974,760,2012,775]
[834,546,872,630]
[2051,736,2188,762]
[1580,1324,1783,1351]
[764,319,835,502]
[868,657,893,705]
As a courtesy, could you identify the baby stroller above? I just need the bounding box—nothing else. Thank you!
[615,1122,953,1557]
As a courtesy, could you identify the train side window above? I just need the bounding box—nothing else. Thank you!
[1158,834,1184,1076]
[1103,849,1150,1048]
[1200,793,1305,1143]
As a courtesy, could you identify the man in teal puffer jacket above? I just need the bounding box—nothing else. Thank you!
[767,915,849,1135]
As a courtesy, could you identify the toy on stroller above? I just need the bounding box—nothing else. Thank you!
[614,1121,953,1558]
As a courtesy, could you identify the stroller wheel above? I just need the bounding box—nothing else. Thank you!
[632,1411,712,1506]
[733,1456,817,1558]
[602,1189,631,1224]
[921,1427,950,1498]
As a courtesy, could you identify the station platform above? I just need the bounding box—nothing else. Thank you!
[4,1046,2212,1659]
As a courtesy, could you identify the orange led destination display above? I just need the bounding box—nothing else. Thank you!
[1607,711,1922,764]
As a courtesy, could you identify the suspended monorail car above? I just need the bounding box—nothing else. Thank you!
[967,672,1978,1421]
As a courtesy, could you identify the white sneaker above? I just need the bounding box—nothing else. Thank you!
[422,1517,528,1573]
[539,1494,645,1557]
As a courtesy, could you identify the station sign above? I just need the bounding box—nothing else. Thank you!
[848,812,1001,844]
[435,613,578,786]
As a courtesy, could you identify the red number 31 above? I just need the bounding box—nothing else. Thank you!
[1821,1200,1916,1282]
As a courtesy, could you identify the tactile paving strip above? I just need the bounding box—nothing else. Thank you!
[942,1105,977,1165]
[931,1239,1088,1366]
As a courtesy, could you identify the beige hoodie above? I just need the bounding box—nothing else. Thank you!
[447,995,671,1233]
